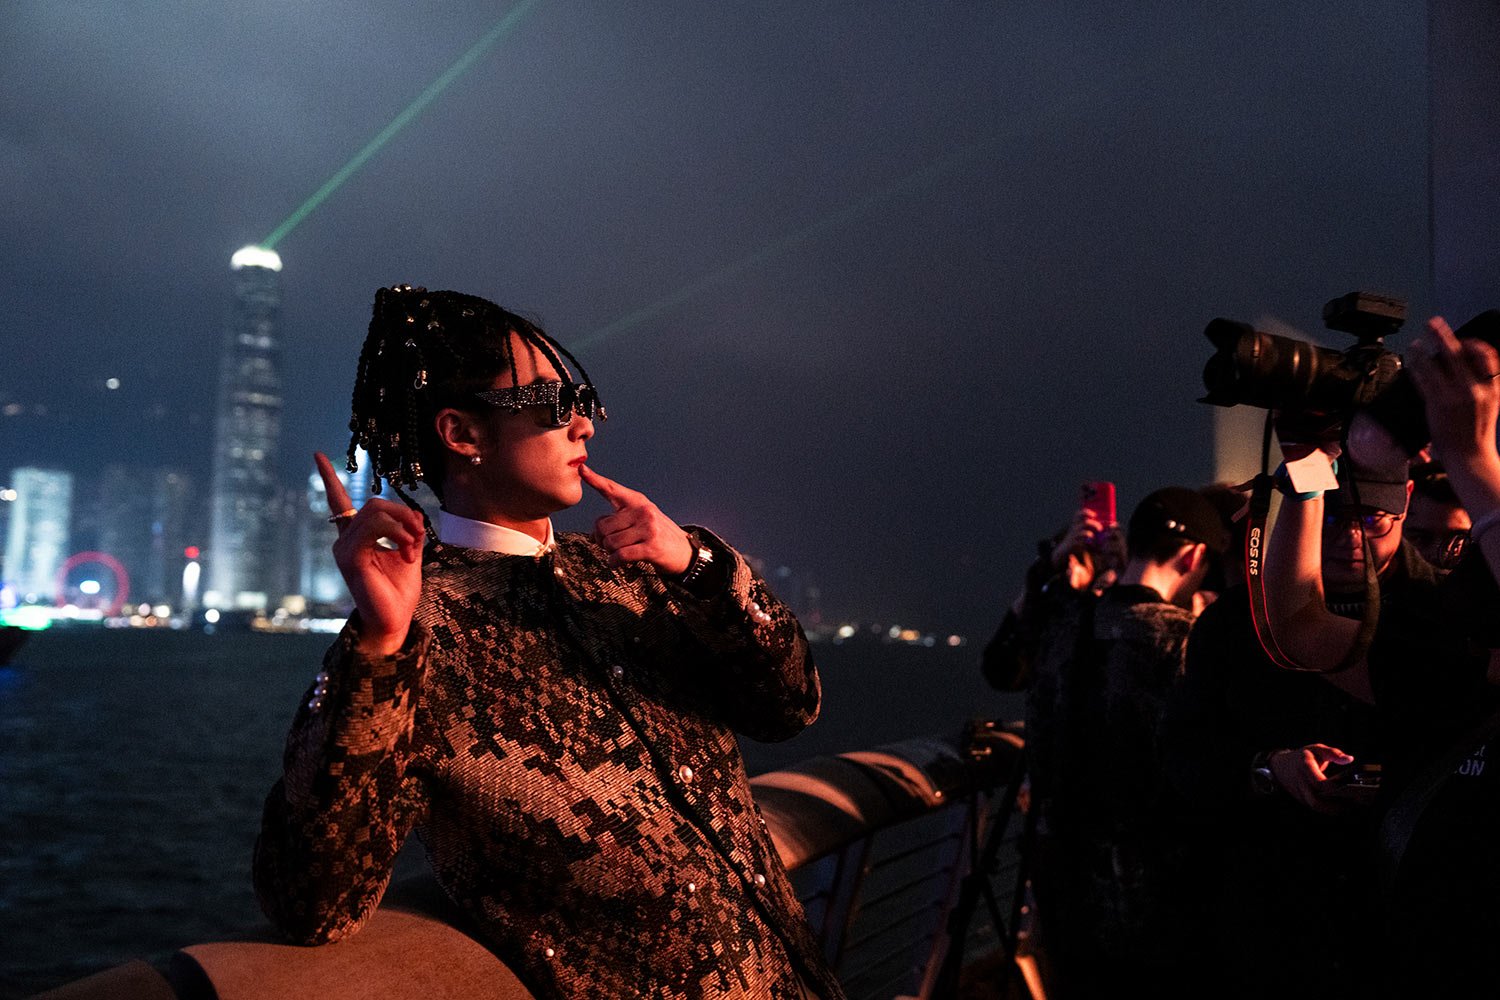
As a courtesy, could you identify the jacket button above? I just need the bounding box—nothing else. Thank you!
[610,664,624,679]
[678,765,694,783]
[687,882,697,894]
[753,873,766,888]
[543,946,555,959]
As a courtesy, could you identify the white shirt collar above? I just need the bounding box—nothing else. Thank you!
[436,509,555,557]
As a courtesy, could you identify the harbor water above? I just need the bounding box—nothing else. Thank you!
[0,626,1015,998]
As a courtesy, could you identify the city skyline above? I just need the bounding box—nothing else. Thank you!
[0,444,852,635]
[3,4,1476,634]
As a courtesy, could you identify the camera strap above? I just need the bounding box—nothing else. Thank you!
[1243,413,1381,673]
[1244,469,1316,671]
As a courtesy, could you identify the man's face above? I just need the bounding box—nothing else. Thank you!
[1322,502,1407,591]
[1404,495,1471,568]
[470,335,596,519]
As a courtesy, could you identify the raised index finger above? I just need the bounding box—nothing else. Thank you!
[1426,315,1460,353]
[579,464,636,511]
[314,451,355,516]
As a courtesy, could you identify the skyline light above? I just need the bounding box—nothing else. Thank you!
[229,246,282,272]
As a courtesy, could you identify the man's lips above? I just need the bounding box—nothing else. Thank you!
[569,456,587,468]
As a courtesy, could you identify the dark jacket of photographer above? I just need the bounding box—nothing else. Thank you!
[1363,548,1500,996]
[1026,583,1198,969]
[982,539,1072,692]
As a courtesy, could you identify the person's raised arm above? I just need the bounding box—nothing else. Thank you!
[1407,316,1500,577]
[1261,419,1362,673]
[253,452,432,943]
[581,464,820,741]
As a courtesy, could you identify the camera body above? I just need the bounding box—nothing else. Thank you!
[1202,293,1500,456]
[1199,291,1433,455]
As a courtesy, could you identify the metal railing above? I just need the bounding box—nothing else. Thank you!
[32,724,1033,1000]
[749,723,1031,1000]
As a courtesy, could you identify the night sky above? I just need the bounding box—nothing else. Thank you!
[1,2,1434,636]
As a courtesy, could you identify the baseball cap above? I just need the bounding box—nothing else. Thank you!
[1334,455,1410,515]
[1128,486,1232,554]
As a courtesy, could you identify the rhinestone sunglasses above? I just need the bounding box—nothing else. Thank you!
[474,381,606,428]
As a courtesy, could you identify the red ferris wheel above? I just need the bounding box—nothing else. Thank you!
[54,551,131,616]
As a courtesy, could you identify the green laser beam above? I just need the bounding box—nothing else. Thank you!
[573,145,983,351]
[260,0,543,250]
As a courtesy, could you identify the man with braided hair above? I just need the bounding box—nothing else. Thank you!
[253,285,842,1000]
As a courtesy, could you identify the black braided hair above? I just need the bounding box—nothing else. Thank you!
[345,285,598,514]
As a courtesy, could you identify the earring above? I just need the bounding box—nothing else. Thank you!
[470,454,483,466]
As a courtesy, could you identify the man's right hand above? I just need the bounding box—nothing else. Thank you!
[315,452,425,656]
[1051,509,1103,589]
[1269,743,1357,815]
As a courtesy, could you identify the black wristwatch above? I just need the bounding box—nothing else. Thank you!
[677,542,716,590]
[1250,749,1282,796]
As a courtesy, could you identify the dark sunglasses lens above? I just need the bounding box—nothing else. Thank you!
[547,389,570,427]
[576,386,599,419]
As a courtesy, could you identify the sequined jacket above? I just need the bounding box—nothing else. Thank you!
[253,529,843,1000]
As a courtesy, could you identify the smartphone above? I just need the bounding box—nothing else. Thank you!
[1080,481,1117,527]
[1324,761,1382,787]
[1320,761,1382,805]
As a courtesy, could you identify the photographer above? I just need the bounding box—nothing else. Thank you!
[1024,487,1227,997]
[1257,314,1500,995]
[1159,461,1410,998]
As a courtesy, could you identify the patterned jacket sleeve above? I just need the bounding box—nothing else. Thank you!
[252,621,432,944]
[648,526,821,743]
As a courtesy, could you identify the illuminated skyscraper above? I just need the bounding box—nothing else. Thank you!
[205,246,284,610]
[300,468,350,609]
[91,465,197,608]
[2,467,73,604]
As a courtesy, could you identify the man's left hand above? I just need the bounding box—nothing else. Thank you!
[581,465,694,575]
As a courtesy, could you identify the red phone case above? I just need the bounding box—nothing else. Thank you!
[1081,481,1117,526]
